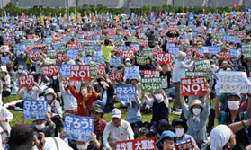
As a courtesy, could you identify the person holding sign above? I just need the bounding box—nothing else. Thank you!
[173,51,196,112]
[103,108,134,150]
[181,84,210,148]
[12,65,28,92]
[16,82,42,108]
[142,89,169,137]
[172,119,199,150]
[0,66,11,104]
[0,103,13,145]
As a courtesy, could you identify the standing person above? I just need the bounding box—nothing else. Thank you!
[1,66,11,104]
[160,64,174,99]
[103,108,134,150]
[181,85,210,148]
[15,52,28,71]
[90,104,107,141]
[172,51,195,111]
[58,77,78,115]
[146,29,155,48]
[102,39,114,73]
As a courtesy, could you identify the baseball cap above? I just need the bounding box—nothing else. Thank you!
[156,130,176,149]
[8,123,34,150]
[125,58,130,62]
[111,108,121,119]
[91,104,103,113]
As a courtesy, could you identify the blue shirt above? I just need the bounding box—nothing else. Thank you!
[126,101,143,123]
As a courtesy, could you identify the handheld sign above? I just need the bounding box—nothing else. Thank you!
[18,75,34,87]
[57,53,67,64]
[218,72,247,93]
[144,70,160,77]
[23,100,48,119]
[242,44,251,58]
[181,76,206,96]
[194,60,210,72]
[116,85,137,101]
[124,66,139,79]
[84,46,95,56]
[29,49,40,59]
[141,77,162,93]
[109,71,123,82]
[115,137,156,150]
[97,64,106,76]
[136,56,147,65]
[186,48,201,58]
[70,65,91,81]
[139,39,148,47]
[153,48,163,57]
[122,50,134,58]
[175,137,193,150]
[64,114,94,141]
[185,71,207,77]
[110,57,121,67]
[218,51,230,60]
[41,65,58,76]
[142,48,153,57]
[61,64,72,78]
[1,56,10,64]
[67,48,78,60]
[157,53,171,64]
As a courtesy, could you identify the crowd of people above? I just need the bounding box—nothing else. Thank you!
[0,10,250,150]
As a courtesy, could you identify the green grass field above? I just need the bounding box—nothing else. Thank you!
[6,94,219,138]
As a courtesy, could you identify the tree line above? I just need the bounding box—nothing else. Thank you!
[1,2,248,17]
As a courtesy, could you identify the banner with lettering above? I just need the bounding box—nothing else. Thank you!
[116,85,137,101]
[218,51,231,60]
[109,71,123,82]
[115,138,156,150]
[141,77,162,93]
[18,75,35,87]
[70,65,91,81]
[41,65,58,76]
[194,60,210,72]
[157,53,171,64]
[29,49,40,59]
[143,70,160,77]
[23,100,48,119]
[181,76,206,96]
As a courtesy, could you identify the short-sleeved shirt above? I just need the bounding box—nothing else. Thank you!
[103,119,133,149]
[101,46,113,63]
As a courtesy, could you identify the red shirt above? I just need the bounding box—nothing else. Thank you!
[94,118,107,141]
[70,86,98,116]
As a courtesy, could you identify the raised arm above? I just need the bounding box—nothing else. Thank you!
[214,83,221,119]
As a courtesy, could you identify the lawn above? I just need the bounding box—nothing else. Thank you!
[6,94,219,138]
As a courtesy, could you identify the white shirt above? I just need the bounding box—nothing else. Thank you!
[173,59,194,83]
[103,120,134,149]
[0,107,13,135]
[59,83,77,111]
[32,137,73,150]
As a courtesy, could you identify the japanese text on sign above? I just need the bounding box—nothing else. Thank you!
[70,65,91,81]
[124,66,139,79]
[141,77,162,93]
[64,114,94,141]
[115,137,156,150]
[181,76,206,96]
[144,70,160,77]
[41,66,58,76]
[18,75,34,87]
[23,100,48,120]
[116,85,137,101]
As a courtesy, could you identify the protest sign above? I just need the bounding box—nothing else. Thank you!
[181,76,206,96]
[242,44,251,58]
[124,66,139,79]
[47,50,57,58]
[61,79,78,89]
[64,114,94,141]
[23,100,48,120]
[90,61,98,78]
[130,45,138,53]
[84,46,95,56]
[61,64,72,78]
[58,46,67,53]
[229,48,241,58]
[114,39,123,46]
[185,71,207,77]
[97,64,106,76]
[144,70,160,77]
[41,65,58,76]
[153,48,163,57]
[218,72,247,93]
[194,60,210,72]
[4,39,11,46]
[116,85,137,101]
[230,31,238,36]
[93,56,104,64]
[109,71,123,82]
[168,22,177,31]
[168,37,177,43]
[186,48,201,58]
[238,31,246,39]
[67,48,78,60]
[218,51,231,60]
[81,57,92,65]
[175,137,193,150]
[136,56,147,65]
[115,138,156,150]
[141,77,162,93]
[18,75,34,87]
[78,48,85,57]
[70,65,91,81]
[122,50,134,58]
[142,48,153,57]
[139,39,148,47]
[57,53,67,64]
[110,57,121,66]
[1,56,10,64]
[45,38,53,45]
[157,53,171,64]
[29,49,40,59]
[168,47,179,56]
[213,31,225,39]
[114,46,121,53]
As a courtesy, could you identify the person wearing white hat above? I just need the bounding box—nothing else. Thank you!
[172,51,195,111]
[103,108,134,150]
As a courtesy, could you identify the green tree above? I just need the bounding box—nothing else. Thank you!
[103,6,109,13]
[96,4,104,13]
[142,5,150,15]
[167,4,175,13]
[82,4,90,14]
[68,6,75,14]
[76,6,82,14]
[89,4,95,13]
[3,2,18,15]
[45,6,53,16]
